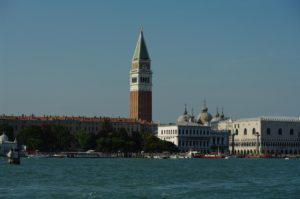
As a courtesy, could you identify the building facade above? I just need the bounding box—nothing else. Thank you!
[130,30,152,122]
[0,115,155,136]
[157,107,229,153]
[216,117,300,155]
[0,133,17,156]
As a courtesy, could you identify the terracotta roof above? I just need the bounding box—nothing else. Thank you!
[0,114,152,125]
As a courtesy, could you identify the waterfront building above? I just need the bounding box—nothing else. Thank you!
[130,29,152,122]
[216,117,300,155]
[0,114,155,136]
[0,132,17,156]
[157,106,229,153]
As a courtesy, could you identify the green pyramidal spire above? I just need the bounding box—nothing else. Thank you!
[132,29,150,61]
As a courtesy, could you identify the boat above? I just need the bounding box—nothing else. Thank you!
[50,154,67,158]
[7,148,21,165]
[169,154,186,159]
[202,154,225,159]
[64,152,101,158]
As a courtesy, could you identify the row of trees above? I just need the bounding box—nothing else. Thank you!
[2,121,178,153]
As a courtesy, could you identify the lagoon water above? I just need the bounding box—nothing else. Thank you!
[0,158,300,199]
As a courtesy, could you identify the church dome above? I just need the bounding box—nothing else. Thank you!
[197,111,212,124]
[211,117,221,123]
[211,107,221,122]
[196,101,212,124]
[177,114,191,123]
[177,106,191,124]
[0,133,8,143]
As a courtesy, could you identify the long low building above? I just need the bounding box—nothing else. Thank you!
[216,116,300,155]
[0,114,156,136]
[157,108,229,153]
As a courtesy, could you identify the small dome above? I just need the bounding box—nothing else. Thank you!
[177,105,191,123]
[220,107,225,119]
[196,101,212,124]
[211,117,221,123]
[211,107,221,122]
[177,114,190,123]
[0,133,8,143]
[197,111,212,124]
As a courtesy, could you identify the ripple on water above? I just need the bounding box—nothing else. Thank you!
[1,158,300,199]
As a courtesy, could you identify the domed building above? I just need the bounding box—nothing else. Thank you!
[196,101,212,125]
[0,132,17,156]
[157,103,229,153]
[211,107,222,123]
[0,132,8,143]
[177,106,192,124]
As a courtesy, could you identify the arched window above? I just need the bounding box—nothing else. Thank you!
[278,128,282,135]
[252,128,256,135]
[244,128,247,135]
[290,129,294,135]
[267,128,271,135]
[235,129,238,135]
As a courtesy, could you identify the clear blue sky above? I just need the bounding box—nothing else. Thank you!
[1,0,300,123]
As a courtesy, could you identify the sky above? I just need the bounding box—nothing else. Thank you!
[0,0,300,123]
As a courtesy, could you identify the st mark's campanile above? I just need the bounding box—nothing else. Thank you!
[130,29,152,122]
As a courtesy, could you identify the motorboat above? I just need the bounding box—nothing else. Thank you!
[7,148,21,165]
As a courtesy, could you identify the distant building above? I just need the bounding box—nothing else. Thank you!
[157,106,229,153]
[130,29,152,122]
[216,117,300,155]
[0,29,157,136]
[0,115,156,136]
[0,132,17,156]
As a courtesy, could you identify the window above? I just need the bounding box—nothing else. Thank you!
[278,128,282,135]
[290,129,294,135]
[235,129,239,135]
[139,77,150,83]
[252,128,256,135]
[244,128,247,135]
[132,77,137,83]
[267,128,271,135]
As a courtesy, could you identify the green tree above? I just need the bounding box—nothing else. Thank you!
[17,125,75,152]
[17,125,43,151]
[142,132,178,153]
[27,138,43,151]
[75,129,89,150]
[53,125,74,151]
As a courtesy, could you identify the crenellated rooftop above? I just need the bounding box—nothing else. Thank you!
[233,116,300,123]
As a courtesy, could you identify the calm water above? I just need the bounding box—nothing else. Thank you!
[0,157,299,199]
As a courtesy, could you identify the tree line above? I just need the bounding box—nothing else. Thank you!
[1,121,178,153]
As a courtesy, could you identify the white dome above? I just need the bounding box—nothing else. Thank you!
[177,107,191,124]
[0,133,8,143]
[211,117,221,123]
[177,114,191,123]
[197,111,212,124]
[196,103,212,124]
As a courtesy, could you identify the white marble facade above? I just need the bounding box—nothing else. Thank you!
[216,117,300,155]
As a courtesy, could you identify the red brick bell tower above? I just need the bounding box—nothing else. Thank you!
[130,29,152,122]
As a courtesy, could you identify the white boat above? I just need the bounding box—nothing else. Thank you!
[7,148,21,165]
